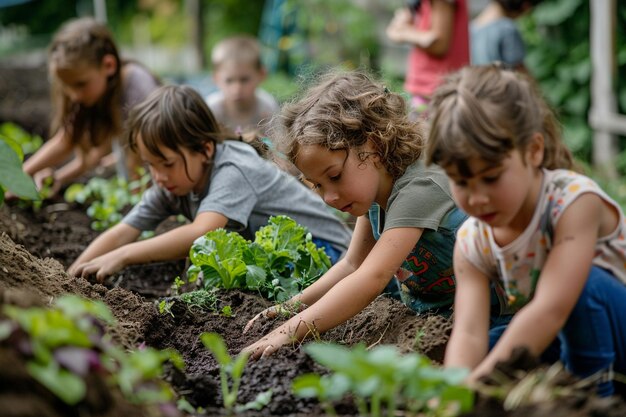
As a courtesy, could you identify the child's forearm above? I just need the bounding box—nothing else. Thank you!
[23,132,73,176]
[474,305,563,378]
[297,259,357,306]
[53,157,90,188]
[71,224,140,269]
[444,329,488,371]
[120,221,215,266]
[284,268,391,341]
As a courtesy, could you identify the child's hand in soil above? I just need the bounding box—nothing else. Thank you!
[242,327,292,361]
[68,251,126,282]
[243,301,308,334]
[32,168,62,198]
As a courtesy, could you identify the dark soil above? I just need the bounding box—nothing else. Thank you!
[1,200,626,417]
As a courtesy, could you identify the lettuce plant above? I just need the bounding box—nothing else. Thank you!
[293,342,474,417]
[187,215,331,302]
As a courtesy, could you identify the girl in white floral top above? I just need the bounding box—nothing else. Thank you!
[426,65,626,396]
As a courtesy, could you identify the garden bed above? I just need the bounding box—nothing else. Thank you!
[1,201,625,417]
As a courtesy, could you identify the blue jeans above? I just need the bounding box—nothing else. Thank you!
[311,238,342,265]
[488,267,626,396]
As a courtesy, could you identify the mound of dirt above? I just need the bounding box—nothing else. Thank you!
[2,201,626,417]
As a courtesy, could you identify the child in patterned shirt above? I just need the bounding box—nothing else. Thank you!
[426,64,626,396]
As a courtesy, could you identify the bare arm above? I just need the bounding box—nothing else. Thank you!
[69,211,229,281]
[68,222,142,275]
[444,244,491,370]
[243,224,424,359]
[469,194,605,381]
[291,215,376,306]
[53,141,112,188]
[23,130,73,180]
[386,0,455,56]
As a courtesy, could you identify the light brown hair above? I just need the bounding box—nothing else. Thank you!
[211,35,263,71]
[271,70,423,180]
[48,17,122,146]
[425,65,575,176]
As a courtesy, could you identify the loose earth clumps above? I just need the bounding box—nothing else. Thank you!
[1,201,625,416]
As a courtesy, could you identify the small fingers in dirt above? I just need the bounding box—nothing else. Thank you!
[243,306,279,334]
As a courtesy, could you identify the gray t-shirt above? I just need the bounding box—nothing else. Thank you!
[368,160,467,312]
[122,140,352,253]
[205,88,278,136]
[113,62,160,178]
[470,18,525,68]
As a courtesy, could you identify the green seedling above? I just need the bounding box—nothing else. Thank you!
[293,342,473,417]
[0,294,183,408]
[64,169,151,231]
[221,305,233,317]
[158,299,175,317]
[187,216,331,302]
[200,332,272,414]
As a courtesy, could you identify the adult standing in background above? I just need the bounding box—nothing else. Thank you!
[386,0,469,119]
[471,0,542,71]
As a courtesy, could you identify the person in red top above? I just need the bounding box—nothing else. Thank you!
[386,0,469,119]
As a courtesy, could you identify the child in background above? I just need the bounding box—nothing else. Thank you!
[426,65,626,396]
[386,0,469,118]
[471,0,542,70]
[68,85,351,281]
[23,17,159,195]
[205,35,278,137]
[242,71,467,360]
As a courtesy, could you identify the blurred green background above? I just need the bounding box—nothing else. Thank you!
[1,0,626,205]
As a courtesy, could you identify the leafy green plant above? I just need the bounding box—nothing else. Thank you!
[0,135,39,206]
[200,332,272,414]
[64,171,151,231]
[187,215,331,302]
[293,342,473,417]
[0,122,43,155]
[0,294,183,407]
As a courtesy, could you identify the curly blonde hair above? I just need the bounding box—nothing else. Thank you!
[270,70,423,180]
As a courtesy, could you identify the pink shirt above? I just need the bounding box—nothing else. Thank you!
[404,0,469,98]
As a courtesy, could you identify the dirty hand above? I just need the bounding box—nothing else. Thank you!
[243,301,307,334]
[68,252,126,282]
[32,168,62,198]
[242,329,293,361]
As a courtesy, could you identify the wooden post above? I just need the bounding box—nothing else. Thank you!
[589,0,618,177]
[186,0,206,71]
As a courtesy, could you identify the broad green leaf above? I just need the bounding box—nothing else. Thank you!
[305,342,355,372]
[200,332,231,366]
[231,351,249,379]
[0,140,39,199]
[55,295,115,324]
[292,374,324,398]
[235,389,273,412]
[28,361,86,405]
[245,264,267,288]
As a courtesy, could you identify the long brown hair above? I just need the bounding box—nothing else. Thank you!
[271,70,423,180]
[48,17,122,146]
[426,65,575,175]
